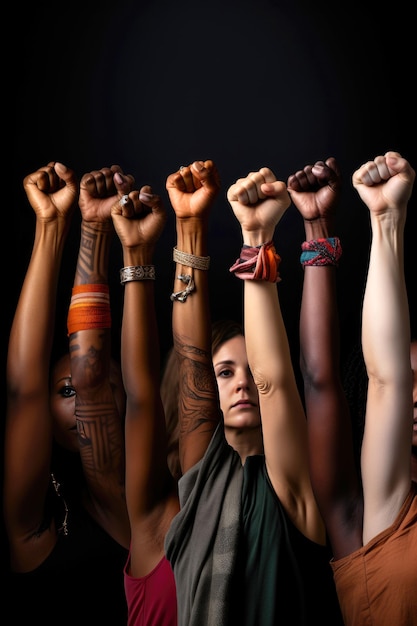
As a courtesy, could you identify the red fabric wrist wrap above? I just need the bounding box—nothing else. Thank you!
[229,241,281,283]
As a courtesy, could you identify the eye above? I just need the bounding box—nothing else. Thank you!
[217,368,233,379]
[58,384,76,399]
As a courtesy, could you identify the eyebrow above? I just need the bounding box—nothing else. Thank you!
[213,359,235,368]
[55,376,72,384]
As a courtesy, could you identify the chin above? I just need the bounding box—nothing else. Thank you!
[226,415,261,429]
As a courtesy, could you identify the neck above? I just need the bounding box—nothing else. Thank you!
[225,425,263,464]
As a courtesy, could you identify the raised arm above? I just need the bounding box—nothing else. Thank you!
[111,180,178,580]
[166,160,222,473]
[5,162,78,571]
[288,158,363,559]
[227,167,324,543]
[67,166,133,548]
[353,151,415,543]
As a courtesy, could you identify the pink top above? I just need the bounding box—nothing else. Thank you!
[124,553,177,626]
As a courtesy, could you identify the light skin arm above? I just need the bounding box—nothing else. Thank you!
[69,166,133,548]
[354,151,415,543]
[289,158,363,558]
[4,162,78,571]
[111,183,177,577]
[166,160,222,474]
[227,168,325,543]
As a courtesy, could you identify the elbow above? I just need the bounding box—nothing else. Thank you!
[300,351,336,391]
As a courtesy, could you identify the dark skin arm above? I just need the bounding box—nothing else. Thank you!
[5,162,78,571]
[69,166,133,548]
[111,182,179,578]
[288,157,363,558]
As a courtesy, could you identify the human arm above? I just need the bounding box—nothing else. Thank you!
[354,151,415,543]
[227,167,325,543]
[289,158,363,558]
[111,181,177,577]
[166,160,222,474]
[67,166,133,547]
[4,162,78,570]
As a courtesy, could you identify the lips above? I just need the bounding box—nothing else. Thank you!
[232,399,256,408]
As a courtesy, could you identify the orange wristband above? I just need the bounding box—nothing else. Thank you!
[67,284,111,335]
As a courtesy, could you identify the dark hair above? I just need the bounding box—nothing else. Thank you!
[160,348,182,481]
[342,341,367,473]
[211,319,244,356]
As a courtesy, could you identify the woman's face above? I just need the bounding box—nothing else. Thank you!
[212,335,261,430]
[49,354,126,452]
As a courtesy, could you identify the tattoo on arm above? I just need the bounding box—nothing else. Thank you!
[176,341,220,436]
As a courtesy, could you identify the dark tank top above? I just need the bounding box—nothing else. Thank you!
[230,455,343,626]
[6,477,128,625]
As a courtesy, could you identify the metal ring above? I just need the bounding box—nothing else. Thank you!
[120,194,129,206]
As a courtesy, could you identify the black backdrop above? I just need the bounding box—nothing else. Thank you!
[6,0,417,574]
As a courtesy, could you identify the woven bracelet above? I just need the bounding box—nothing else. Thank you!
[173,247,210,270]
[120,265,156,284]
[300,237,342,266]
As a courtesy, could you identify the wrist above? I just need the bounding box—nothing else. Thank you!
[123,246,155,267]
[35,216,71,242]
[81,219,113,234]
[369,211,406,231]
[303,217,334,241]
[176,217,209,245]
[241,230,275,247]
[175,232,208,257]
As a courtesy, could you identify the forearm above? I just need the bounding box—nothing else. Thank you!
[173,218,220,472]
[300,235,361,525]
[121,244,160,396]
[69,220,113,390]
[362,212,410,382]
[74,219,113,285]
[244,279,296,389]
[173,217,211,351]
[300,266,340,383]
[8,220,68,386]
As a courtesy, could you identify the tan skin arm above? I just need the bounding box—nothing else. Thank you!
[4,162,78,571]
[166,161,222,475]
[227,167,325,544]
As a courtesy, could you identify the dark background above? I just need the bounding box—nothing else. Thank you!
[5,0,416,574]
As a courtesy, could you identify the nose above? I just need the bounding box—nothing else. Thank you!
[236,368,251,391]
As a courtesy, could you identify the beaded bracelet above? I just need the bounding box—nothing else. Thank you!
[300,237,342,266]
[120,265,156,284]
